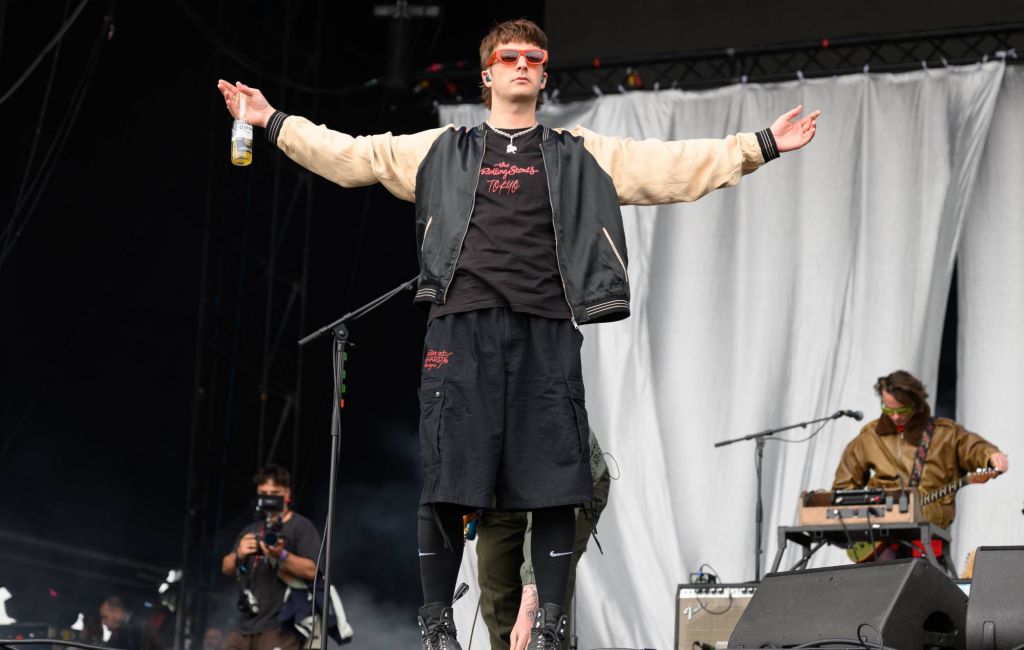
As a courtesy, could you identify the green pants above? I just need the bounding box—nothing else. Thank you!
[476,470,611,650]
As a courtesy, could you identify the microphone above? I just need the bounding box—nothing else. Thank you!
[837,409,864,421]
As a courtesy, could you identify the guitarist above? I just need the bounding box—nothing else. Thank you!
[832,370,1008,560]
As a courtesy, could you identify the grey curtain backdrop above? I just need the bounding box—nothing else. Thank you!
[953,65,1024,565]
[439,61,1021,650]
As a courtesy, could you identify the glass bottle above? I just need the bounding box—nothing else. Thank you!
[230,94,253,166]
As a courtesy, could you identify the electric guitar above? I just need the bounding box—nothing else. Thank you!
[845,467,1000,563]
[961,547,978,579]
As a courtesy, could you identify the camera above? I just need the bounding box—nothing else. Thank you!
[235,492,288,616]
[255,494,285,548]
[237,588,259,615]
[256,494,285,514]
[259,517,284,547]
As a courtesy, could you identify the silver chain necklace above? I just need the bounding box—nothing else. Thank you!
[487,122,539,154]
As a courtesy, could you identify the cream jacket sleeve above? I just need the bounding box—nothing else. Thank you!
[569,126,769,206]
[275,115,452,203]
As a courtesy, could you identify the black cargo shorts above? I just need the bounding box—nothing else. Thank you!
[417,308,594,510]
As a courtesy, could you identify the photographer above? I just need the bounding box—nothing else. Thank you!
[222,465,320,650]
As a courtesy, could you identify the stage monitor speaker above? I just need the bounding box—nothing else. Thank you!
[965,546,1024,650]
[728,558,966,649]
[676,583,756,650]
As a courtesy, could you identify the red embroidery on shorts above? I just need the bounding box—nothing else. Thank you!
[424,349,453,370]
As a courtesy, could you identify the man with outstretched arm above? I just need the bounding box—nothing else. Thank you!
[217,18,818,650]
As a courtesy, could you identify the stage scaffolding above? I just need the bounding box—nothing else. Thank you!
[175,4,325,648]
[411,22,1024,104]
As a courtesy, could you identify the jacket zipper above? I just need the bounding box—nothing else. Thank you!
[601,227,629,281]
[897,431,909,482]
[421,216,433,251]
[442,132,487,303]
[540,144,579,329]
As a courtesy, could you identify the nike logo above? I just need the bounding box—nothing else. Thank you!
[418,551,436,557]
[549,550,573,558]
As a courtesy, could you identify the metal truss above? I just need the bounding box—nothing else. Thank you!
[175,4,325,648]
[411,22,1024,104]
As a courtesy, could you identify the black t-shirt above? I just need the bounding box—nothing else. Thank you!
[429,125,570,321]
[233,512,321,635]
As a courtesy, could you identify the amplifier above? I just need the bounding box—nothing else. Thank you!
[676,583,757,650]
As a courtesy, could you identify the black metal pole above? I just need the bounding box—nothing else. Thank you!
[754,438,765,581]
[320,324,348,648]
[298,276,416,346]
[298,276,417,645]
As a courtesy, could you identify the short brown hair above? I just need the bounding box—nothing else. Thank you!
[479,18,549,109]
[874,370,929,410]
[253,463,290,489]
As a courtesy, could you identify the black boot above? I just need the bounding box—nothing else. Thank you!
[526,602,568,650]
[417,602,462,650]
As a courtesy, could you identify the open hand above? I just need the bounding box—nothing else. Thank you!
[770,105,821,153]
[510,610,533,650]
[216,80,275,128]
[510,584,537,650]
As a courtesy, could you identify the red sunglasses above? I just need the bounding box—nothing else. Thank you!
[486,48,549,67]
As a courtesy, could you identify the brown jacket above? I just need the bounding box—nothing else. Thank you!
[832,417,999,529]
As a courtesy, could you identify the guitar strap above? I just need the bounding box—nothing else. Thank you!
[908,418,935,488]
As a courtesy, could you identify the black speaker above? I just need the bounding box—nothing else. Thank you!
[729,558,966,649]
[966,546,1024,650]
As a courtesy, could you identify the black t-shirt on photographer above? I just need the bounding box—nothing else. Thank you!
[233,512,321,635]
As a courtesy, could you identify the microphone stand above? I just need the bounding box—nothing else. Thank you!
[298,275,418,646]
[714,411,848,581]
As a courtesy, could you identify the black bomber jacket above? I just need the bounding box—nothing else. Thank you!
[266,110,777,325]
[414,124,631,325]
